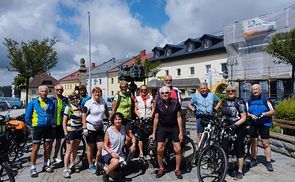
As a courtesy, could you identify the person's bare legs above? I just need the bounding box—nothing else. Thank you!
[64,141,74,169]
[237,157,244,172]
[251,138,258,159]
[262,139,271,161]
[44,141,52,165]
[31,143,41,165]
[138,141,144,157]
[103,158,120,177]
[157,142,166,170]
[53,138,61,159]
[173,142,182,171]
[95,142,103,164]
[86,144,95,166]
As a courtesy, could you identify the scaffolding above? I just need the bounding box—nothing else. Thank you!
[224,4,295,81]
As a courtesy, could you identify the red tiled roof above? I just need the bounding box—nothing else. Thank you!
[59,66,95,81]
[108,52,153,73]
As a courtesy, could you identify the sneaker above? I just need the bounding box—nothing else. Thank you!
[175,170,183,179]
[88,165,97,175]
[54,158,63,163]
[250,159,258,168]
[156,168,165,178]
[30,168,38,178]
[234,171,243,180]
[266,161,274,172]
[63,169,71,179]
[42,165,54,173]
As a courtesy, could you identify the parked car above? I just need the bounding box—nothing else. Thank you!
[0,97,22,109]
[181,97,192,109]
[0,101,9,111]
[102,95,114,111]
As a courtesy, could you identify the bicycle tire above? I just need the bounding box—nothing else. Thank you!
[0,162,15,182]
[182,135,196,171]
[197,144,228,182]
[60,138,86,166]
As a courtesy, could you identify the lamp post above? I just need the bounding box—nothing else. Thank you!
[227,58,238,85]
[88,11,92,93]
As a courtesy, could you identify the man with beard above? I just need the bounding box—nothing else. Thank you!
[187,83,222,144]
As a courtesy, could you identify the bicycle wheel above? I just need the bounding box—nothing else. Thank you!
[197,144,227,182]
[60,138,86,166]
[181,136,196,171]
[0,162,15,182]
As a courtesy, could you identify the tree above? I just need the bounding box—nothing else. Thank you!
[3,38,58,105]
[13,75,26,97]
[265,28,295,95]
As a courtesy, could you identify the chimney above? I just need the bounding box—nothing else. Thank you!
[91,63,95,68]
[139,50,146,57]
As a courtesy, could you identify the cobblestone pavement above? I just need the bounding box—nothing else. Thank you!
[3,110,295,182]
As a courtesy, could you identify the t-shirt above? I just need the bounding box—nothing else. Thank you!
[64,104,82,130]
[102,125,126,158]
[155,99,181,127]
[189,92,219,115]
[222,98,247,124]
[82,98,106,131]
[114,92,132,118]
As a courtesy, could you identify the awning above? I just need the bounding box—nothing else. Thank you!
[147,78,201,88]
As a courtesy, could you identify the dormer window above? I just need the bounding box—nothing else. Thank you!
[166,49,171,56]
[204,40,210,48]
[155,51,160,58]
[188,43,193,51]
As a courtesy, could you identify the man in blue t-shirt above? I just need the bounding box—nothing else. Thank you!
[187,83,222,144]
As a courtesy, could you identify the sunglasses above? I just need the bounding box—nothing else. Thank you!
[141,89,147,92]
[56,89,63,91]
[227,90,236,93]
[71,97,78,101]
[165,79,172,82]
[161,92,170,95]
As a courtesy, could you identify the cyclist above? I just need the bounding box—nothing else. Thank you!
[247,84,275,172]
[25,85,55,178]
[51,84,69,164]
[134,85,155,160]
[62,93,82,178]
[102,112,136,181]
[221,85,247,180]
[187,83,222,144]
[78,85,91,108]
[82,86,109,175]
[150,86,183,179]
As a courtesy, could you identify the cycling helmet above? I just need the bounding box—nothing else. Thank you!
[148,138,156,151]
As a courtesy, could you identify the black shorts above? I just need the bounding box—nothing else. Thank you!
[86,129,105,144]
[156,126,179,143]
[250,124,270,139]
[52,125,64,139]
[32,126,53,144]
[68,129,83,140]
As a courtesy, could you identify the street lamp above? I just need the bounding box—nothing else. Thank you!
[227,58,238,84]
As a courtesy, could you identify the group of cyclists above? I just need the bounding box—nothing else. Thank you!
[23,74,275,181]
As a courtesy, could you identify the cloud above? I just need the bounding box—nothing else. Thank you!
[163,0,295,43]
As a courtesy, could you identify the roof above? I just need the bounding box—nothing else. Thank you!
[59,67,93,81]
[29,73,59,87]
[90,58,128,76]
[150,34,225,62]
[147,78,201,88]
[108,52,153,73]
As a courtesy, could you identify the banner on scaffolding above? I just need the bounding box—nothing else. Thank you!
[243,18,276,40]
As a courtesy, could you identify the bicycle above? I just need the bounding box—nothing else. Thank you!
[127,118,196,172]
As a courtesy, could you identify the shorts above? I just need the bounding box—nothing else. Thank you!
[156,126,179,143]
[32,126,53,144]
[249,124,270,139]
[68,129,83,140]
[86,129,105,144]
[196,118,208,133]
[102,154,112,164]
[52,125,64,139]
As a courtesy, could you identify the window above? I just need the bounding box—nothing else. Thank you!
[165,70,169,75]
[70,85,72,89]
[177,68,181,76]
[205,64,211,73]
[155,51,160,58]
[111,78,114,84]
[32,89,36,95]
[94,79,97,85]
[204,40,210,48]
[221,63,227,72]
[188,43,193,51]
[111,91,114,95]
[190,67,195,75]
[99,79,102,84]
[166,49,171,56]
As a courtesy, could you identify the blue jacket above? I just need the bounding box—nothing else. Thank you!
[248,96,272,126]
[25,97,55,127]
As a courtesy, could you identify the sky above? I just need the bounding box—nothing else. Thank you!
[0,0,295,86]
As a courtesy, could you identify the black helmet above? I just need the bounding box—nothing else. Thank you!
[148,138,156,151]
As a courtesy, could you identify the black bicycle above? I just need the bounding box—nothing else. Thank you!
[127,118,196,171]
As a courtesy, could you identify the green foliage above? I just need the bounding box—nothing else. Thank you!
[13,75,26,89]
[270,126,282,133]
[3,38,58,105]
[215,92,226,101]
[275,97,295,120]
[143,59,161,78]
[265,28,295,94]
